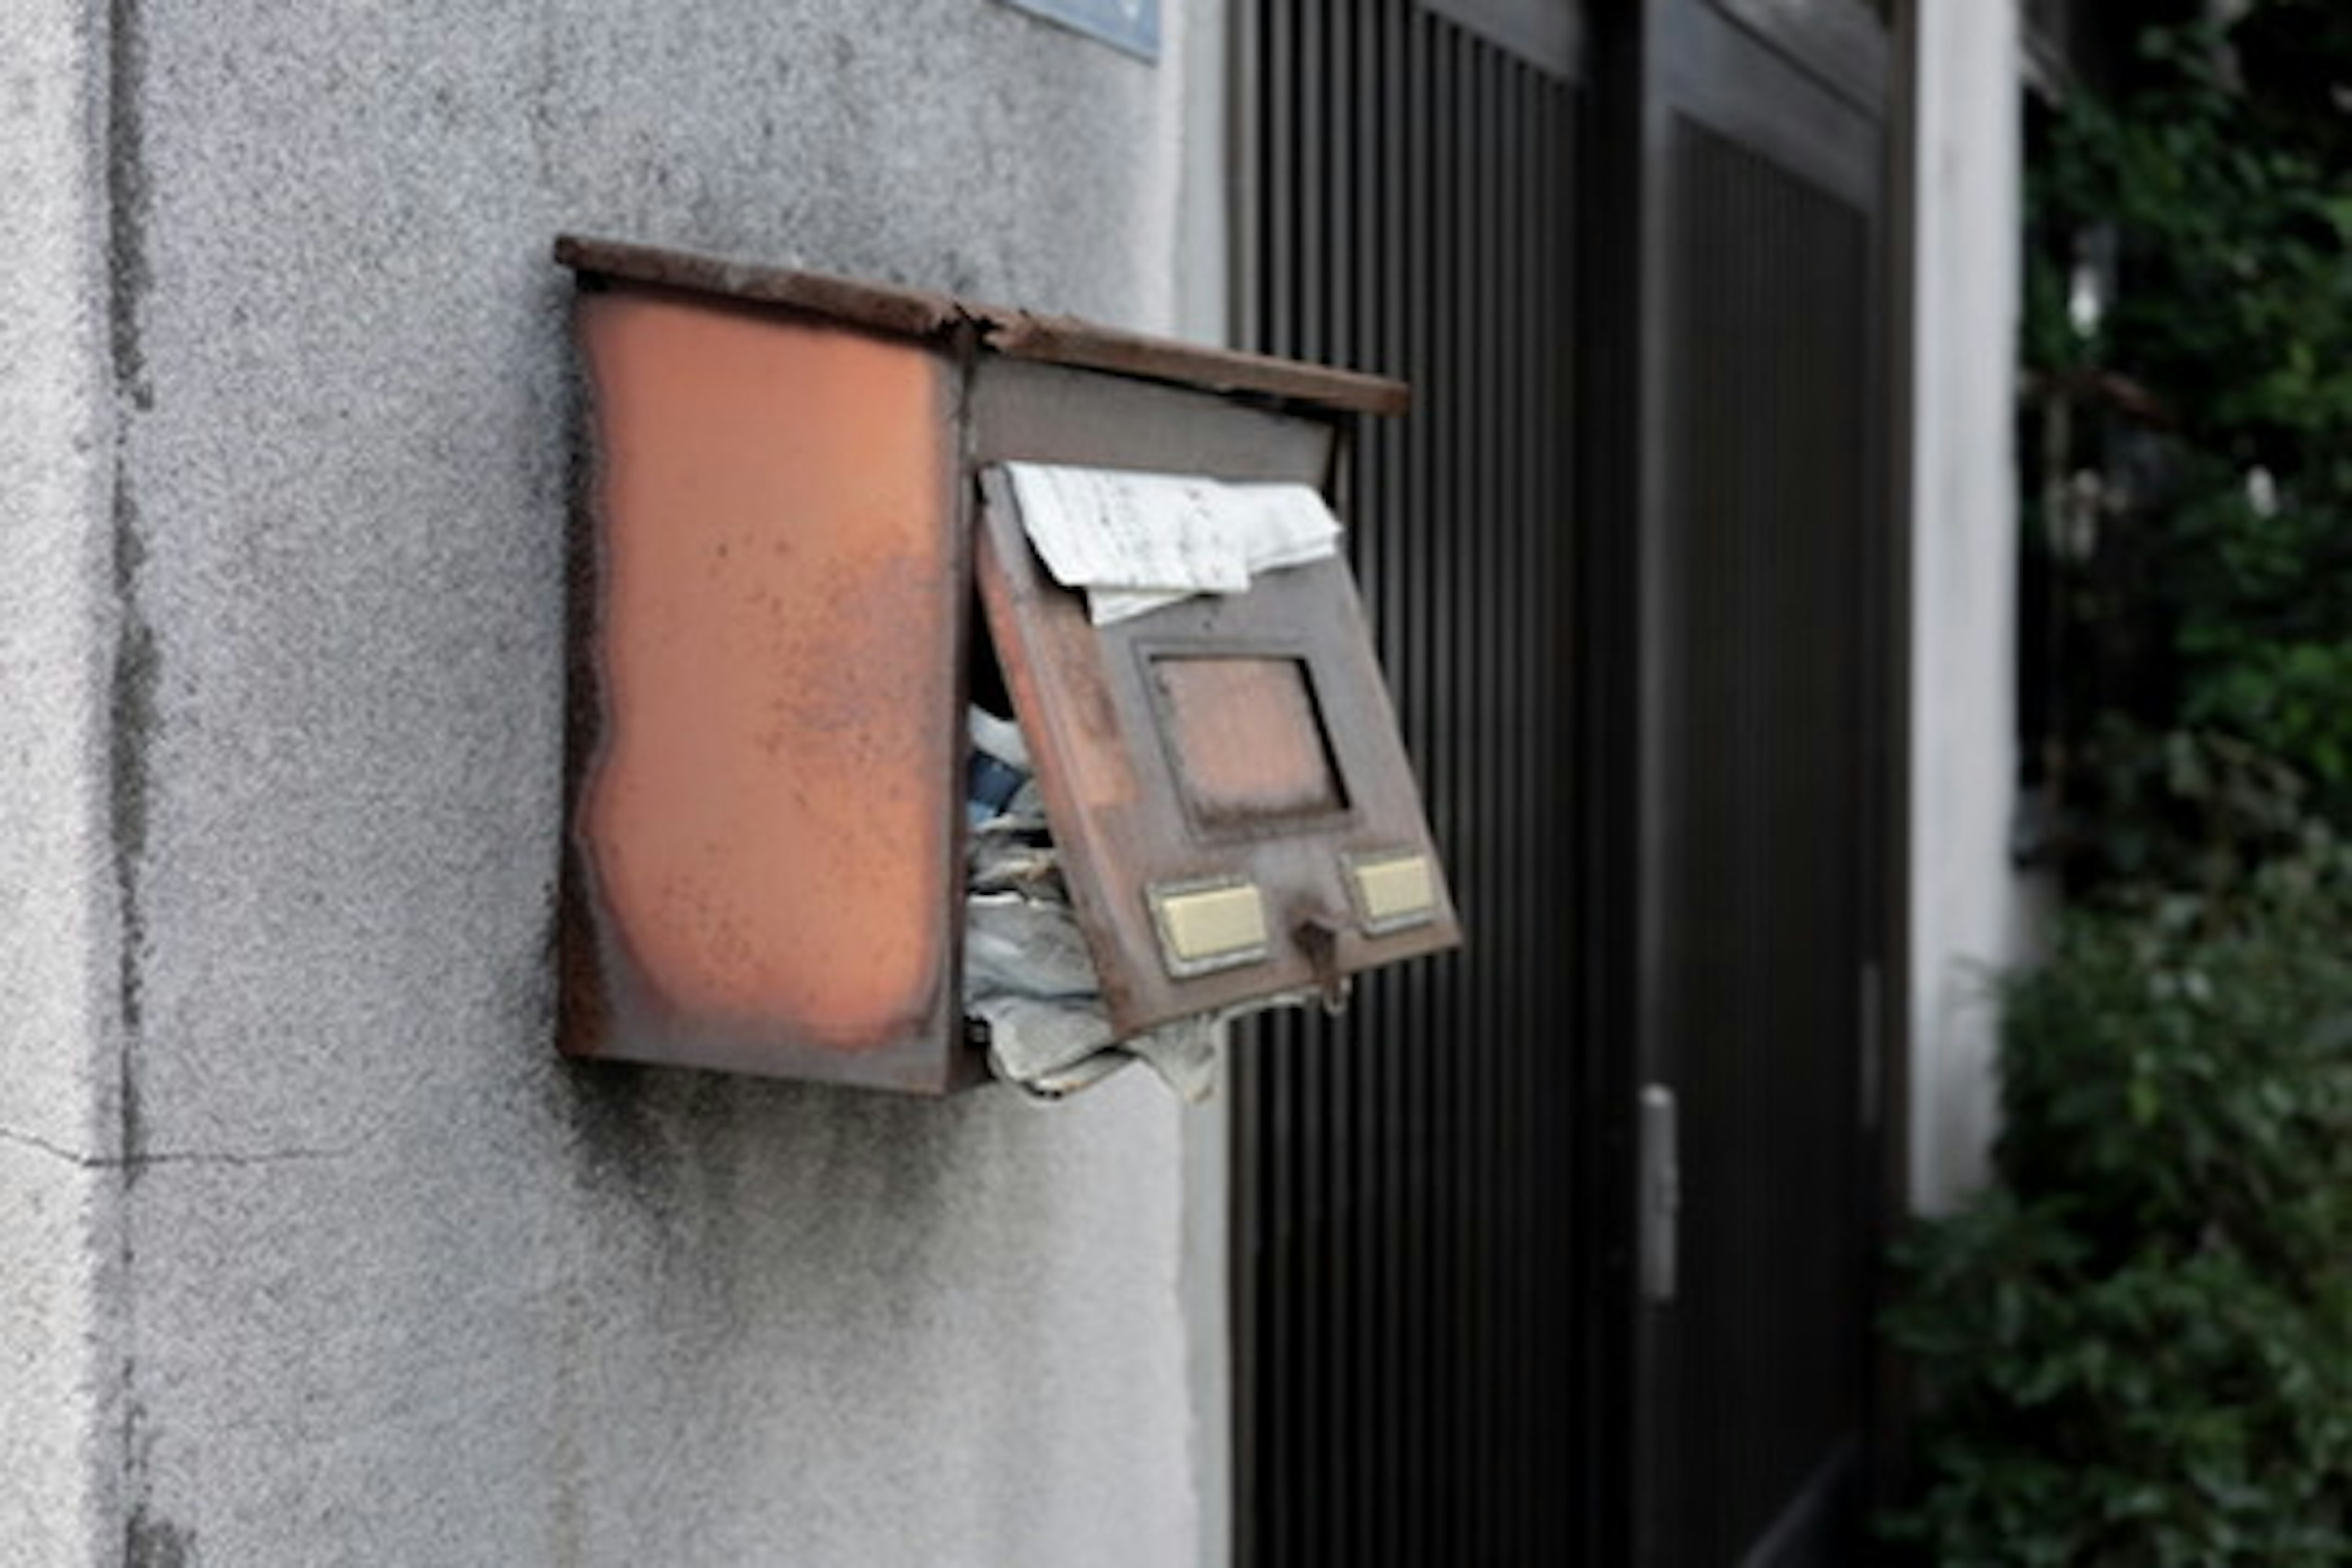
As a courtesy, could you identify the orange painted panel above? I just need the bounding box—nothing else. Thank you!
[570,290,961,1071]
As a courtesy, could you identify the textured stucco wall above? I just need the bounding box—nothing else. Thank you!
[1907,0,2053,1213]
[9,1,1224,1562]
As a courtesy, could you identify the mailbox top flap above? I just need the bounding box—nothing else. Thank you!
[555,234,1410,418]
[973,466,1461,1039]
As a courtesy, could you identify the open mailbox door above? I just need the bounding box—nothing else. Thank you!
[974,467,1458,1036]
[555,235,1458,1093]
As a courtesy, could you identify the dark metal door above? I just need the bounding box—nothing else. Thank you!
[1238,1,1893,1561]
[1599,2,1895,1561]
[1234,1,1586,1562]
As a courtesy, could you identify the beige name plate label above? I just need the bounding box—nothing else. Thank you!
[1147,877,1272,977]
[1346,850,1438,934]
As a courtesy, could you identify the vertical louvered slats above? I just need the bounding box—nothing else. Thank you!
[1238,5,1583,1562]
[1660,117,1874,1564]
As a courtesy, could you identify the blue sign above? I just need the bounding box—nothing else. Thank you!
[998,0,1159,62]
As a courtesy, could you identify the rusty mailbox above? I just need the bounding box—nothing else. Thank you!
[555,235,1459,1093]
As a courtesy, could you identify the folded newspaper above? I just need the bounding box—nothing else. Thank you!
[1002,462,1343,625]
[962,704,1304,1101]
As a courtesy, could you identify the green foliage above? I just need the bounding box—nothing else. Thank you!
[1888,9,2352,1556]
[2027,5,2352,842]
[2068,723,2326,900]
[2168,463,2352,796]
[1883,884,2352,1564]
[2034,23,2352,455]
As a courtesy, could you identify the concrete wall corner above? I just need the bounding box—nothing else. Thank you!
[0,1,143,1561]
[1904,0,2056,1215]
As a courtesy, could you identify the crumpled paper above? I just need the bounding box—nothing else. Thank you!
[1002,462,1343,626]
[962,705,1301,1101]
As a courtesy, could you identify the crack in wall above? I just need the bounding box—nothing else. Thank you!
[0,1125,349,1172]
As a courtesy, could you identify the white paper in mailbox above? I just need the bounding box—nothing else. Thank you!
[1003,462,1343,626]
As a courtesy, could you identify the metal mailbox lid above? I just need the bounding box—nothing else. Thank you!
[973,467,1461,1039]
[556,233,1409,417]
[559,282,972,1091]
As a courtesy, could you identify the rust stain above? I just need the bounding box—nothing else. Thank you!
[979,309,1412,418]
[557,234,1409,418]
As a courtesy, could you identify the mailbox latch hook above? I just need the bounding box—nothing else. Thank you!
[1293,915,1352,1016]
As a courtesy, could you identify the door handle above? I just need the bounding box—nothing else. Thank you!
[1640,1084,1680,1305]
